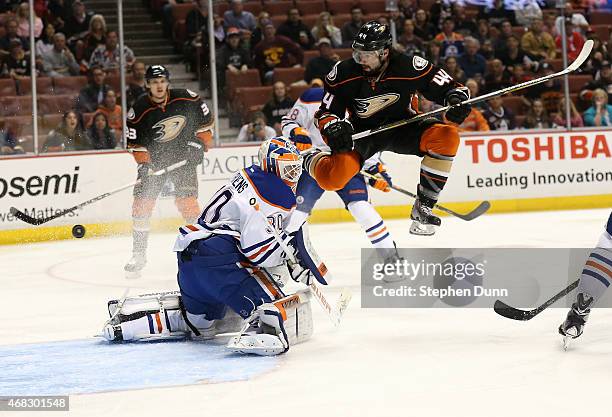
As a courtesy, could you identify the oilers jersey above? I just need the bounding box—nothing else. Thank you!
[173,165,296,268]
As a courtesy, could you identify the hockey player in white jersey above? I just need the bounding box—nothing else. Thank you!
[559,211,612,348]
[102,138,325,356]
[282,86,400,264]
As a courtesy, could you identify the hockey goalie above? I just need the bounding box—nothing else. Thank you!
[101,138,330,356]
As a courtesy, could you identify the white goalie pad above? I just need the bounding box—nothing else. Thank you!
[227,289,313,355]
[103,291,242,342]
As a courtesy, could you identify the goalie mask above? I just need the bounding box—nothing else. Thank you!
[258,137,303,192]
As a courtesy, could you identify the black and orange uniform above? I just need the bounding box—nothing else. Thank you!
[126,87,213,255]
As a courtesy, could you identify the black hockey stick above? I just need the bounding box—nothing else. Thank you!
[493,279,579,321]
[10,160,187,226]
[352,40,594,141]
[361,171,490,221]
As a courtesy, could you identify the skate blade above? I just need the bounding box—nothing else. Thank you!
[409,221,436,236]
[562,335,571,351]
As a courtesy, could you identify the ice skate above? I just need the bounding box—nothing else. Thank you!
[559,293,593,350]
[124,252,146,279]
[380,249,406,283]
[409,191,441,236]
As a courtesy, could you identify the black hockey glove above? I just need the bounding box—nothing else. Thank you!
[321,118,354,153]
[444,88,471,124]
[186,141,204,166]
[137,163,152,179]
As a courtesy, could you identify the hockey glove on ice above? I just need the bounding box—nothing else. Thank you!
[364,163,392,192]
[444,87,471,124]
[320,116,353,153]
[289,127,312,151]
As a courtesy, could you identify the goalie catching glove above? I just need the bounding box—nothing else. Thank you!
[364,163,392,192]
[444,87,471,124]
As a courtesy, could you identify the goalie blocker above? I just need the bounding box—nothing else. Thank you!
[101,289,313,356]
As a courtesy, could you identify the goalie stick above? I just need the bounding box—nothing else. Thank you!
[251,203,352,327]
[352,39,594,141]
[493,279,579,321]
[10,160,187,226]
[361,171,490,221]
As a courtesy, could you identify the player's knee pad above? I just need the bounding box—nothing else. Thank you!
[419,124,460,157]
[314,151,361,191]
[227,290,313,356]
[175,196,200,222]
[132,198,156,218]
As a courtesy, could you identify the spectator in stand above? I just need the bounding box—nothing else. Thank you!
[278,8,315,51]
[311,12,342,49]
[186,0,208,42]
[223,0,256,34]
[89,31,135,73]
[218,27,251,92]
[434,18,465,59]
[452,107,490,132]
[477,0,515,27]
[341,7,364,48]
[580,61,612,104]
[425,40,442,67]
[457,37,486,80]
[452,5,477,37]
[41,33,80,77]
[1,39,30,79]
[126,60,147,108]
[399,0,418,20]
[514,0,542,28]
[498,35,538,75]
[494,20,515,53]
[465,78,486,110]
[96,89,122,131]
[475,19,491,46]
[0,128,24,155]
[521,18,556,61]
[523,99,552,129]
[484,59,512,94]
[250,12,270,50]
[161,0,187,37]
[553,97,584,128]
[43,110,92,152]
[253,21,303,84]
[555,18,585,62]
[555,11,589,38]
[79,14,107,64]
[302,38,339,85]
[16,2,43,39]
[237,111,276,142]
[0,18,28,55]
[583,88,612,127]
[262,81,294,134]
[524,62,562,113]
[36,23,56,58]
[48,0,71,32]
[583,33,608,77]
[413,9,436,42]
[479,38,495,60]
[88,112,117,150]
[510,63,532,85]
[444,56,466,84]
[483,96,517,131]
[76,66,110,113]
[397,19,423,57]
[64,0,92,39]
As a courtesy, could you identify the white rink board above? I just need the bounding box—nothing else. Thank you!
[0,128,610,232]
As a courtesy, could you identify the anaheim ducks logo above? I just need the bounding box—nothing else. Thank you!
[354,93,400,118]
[152,115,187,143]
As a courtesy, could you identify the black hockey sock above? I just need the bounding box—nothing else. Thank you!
[419,154,454,203]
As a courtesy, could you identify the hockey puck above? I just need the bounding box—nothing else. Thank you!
[72,224,86,239]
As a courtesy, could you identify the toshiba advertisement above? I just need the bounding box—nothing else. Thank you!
[442,129,612,201]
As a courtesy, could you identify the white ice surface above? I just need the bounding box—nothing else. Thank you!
[2,208,612,417]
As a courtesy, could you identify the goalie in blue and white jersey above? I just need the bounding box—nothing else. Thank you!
[281,86,401,265]
[102,138,327,356]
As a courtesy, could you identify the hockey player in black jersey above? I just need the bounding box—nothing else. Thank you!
[305,21,471,235]
[124,64,214,277]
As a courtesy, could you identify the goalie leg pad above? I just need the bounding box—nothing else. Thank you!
[227,290,313,355]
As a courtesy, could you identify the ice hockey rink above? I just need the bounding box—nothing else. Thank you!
[2,208,611,417]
